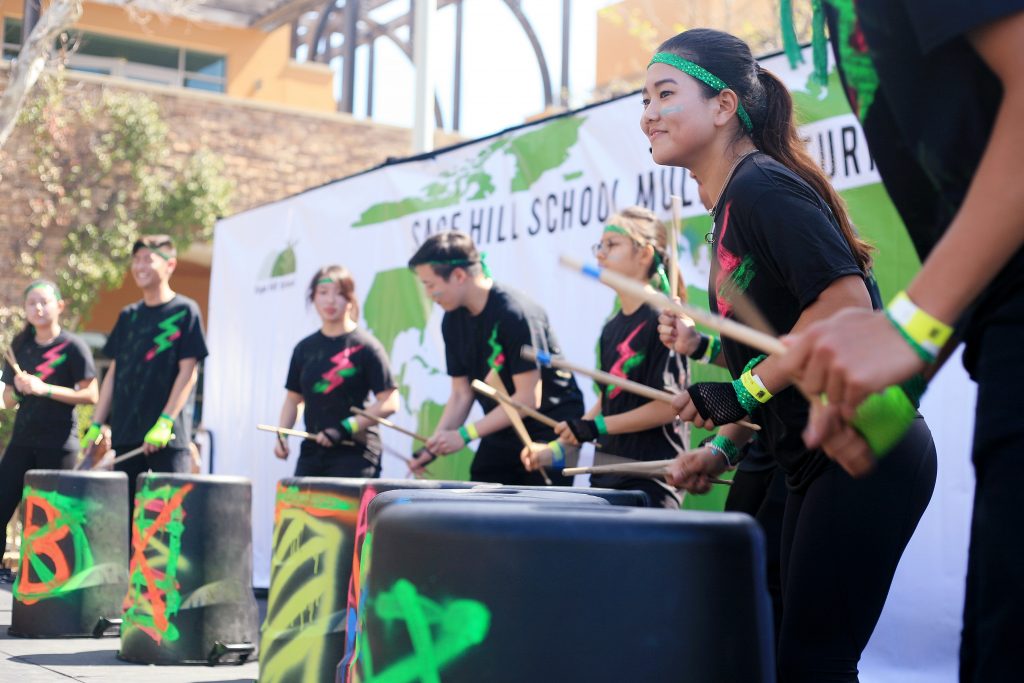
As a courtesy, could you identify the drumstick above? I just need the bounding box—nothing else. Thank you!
[110,445,147,466]
[470,380,559,429]
[4,347,24,375]
[563,459,731,485]
[520,345,760,432]
[668,196,682,299]
[480,373,553,485]
[351,407,430,443]
[560,255,785,357]
[258,424,317,440]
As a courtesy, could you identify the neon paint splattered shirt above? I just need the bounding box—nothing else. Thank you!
[824,0,1024,371]
[103,294,207,449]
[285,328,395,462]
[1,330,96,449]
[441,283,583,452]
[595,303,685,469]
[708,152,868,492]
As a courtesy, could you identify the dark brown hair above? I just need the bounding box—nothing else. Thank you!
[308,265,359,322]
[656,29,873,272]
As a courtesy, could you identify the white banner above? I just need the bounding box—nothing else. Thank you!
[206,48,972,681]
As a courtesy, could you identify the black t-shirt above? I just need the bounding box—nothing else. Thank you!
[103,294,208,449]
[596,303,685,461]
[2,330,96,450]
[441,283,584,449]
[708,153,867,491]
[826,0,1024,371]
[285,327,395,460]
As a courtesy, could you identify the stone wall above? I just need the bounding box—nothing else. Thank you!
[0,66,462,309]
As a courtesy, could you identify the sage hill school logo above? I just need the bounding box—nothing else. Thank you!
[255,241,298,294]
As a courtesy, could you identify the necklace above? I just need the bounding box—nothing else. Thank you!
[708,149,759,220]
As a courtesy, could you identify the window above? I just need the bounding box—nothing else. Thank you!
[1,18,226,93]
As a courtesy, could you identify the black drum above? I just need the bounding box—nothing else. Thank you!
[471,483,650,506]
[118,473,259,665]
[360,502,774,682]
[10,469,129,638]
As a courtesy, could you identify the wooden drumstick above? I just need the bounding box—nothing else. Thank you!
[479,373,553,486]
[470,380,559,429]
[258,424,317,440]
[4,347,24,375]
[563,458,731,486]
[110,445,147,466]
[520,345,760,432]
[351,407,430,443]
[668,196,682,299]
[560,255,786,357]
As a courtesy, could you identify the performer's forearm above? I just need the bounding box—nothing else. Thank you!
[92,361,116,424]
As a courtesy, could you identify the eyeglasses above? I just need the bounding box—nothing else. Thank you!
[591,238,638,256]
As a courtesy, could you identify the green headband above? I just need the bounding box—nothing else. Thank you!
[605,225,671,294]
[429,252,492,279]
[603,225,631,238]
[648,52,754,133]
[24,281,62,301]
[316,277,335,285]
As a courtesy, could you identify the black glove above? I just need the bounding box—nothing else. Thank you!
[413,447,437,465]
[567,418,599,443]
[323,427,344,445]
[687,382,749,425]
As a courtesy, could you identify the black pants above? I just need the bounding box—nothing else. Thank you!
[0,444,75,549]
[114,445,192,527]
[960,318,1024,683]
[294,451,380,478]
[777,417,936,682]
[471,436,572,487]
[726,465,787,648]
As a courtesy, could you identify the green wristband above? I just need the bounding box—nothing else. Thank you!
[709,434,741,468]
[341,416,360,435]
[850,385,918,457]
[594,414,608,436]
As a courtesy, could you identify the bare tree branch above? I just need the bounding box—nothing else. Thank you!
[0,0,83,149]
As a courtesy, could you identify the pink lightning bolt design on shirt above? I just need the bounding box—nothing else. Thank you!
[313,345,364,395]
[34,341,70,381]
[606,322,647,399]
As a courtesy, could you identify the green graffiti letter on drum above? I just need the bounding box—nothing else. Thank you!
[260,485,357,682]
[123,481,193,644]
[361,578,491,683]
[13,486,97,604]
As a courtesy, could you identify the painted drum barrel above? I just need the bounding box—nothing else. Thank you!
[259,477,367,683]
[119,473,259,665]
[337,479,482,683]
[338,487,609,682]
[359,503,775,683]
[10,469,129,638]
[471,484,650,507]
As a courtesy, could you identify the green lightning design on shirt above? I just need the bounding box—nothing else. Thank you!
[145,310,187,361]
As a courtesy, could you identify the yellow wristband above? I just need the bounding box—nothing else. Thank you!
[465,422,479,441]
[739,371,773,404]
[887,291,953,358]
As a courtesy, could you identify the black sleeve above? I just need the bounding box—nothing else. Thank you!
[103,311,125,360]
[740,183,862,309]
[442,313,468,378]
[285,343,304,393]
[363,338,396,395]
[499,307,540,377]
[178,303,209,362]
[904,0,1024,53]
[68,336,97,385]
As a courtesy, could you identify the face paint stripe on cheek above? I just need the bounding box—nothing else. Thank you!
[662,105,684,115]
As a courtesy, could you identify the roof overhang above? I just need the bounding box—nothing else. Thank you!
[90,0,324,31]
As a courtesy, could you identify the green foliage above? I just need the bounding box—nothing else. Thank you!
[16,73,233,325]
[2,72,232,454]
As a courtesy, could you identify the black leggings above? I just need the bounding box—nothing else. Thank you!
[960,316,1024,683]
[777,417,936,682]
[0,444,75,549]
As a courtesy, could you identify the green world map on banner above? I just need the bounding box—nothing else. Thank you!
[360,62,921,510]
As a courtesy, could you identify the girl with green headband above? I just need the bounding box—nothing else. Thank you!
[0,280,98,582]
[647,28,937,681]
[521,207,688,509]
[273,265,399,478]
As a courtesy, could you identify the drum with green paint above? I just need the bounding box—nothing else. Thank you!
[10,469,129,638]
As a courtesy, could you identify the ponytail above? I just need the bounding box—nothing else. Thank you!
[753,68,873,272]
